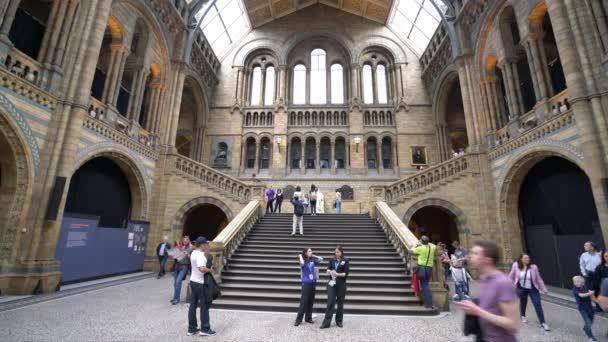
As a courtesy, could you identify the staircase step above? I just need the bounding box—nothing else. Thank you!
[221,275,410,287]
[246,233,388,240]
[227,258,406,267]
[221,270,408,280]
[219,283,415,295]
[235,247,399,255]
[225,263,407,273]
[230,253,403,261]
[242,239,391,246]
[219,290,420,304]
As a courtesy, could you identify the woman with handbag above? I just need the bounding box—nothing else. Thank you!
[508,254,550,331]
[320,246,349,329]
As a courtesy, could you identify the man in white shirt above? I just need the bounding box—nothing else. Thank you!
[187,237,216,337]
[580,241,602,283]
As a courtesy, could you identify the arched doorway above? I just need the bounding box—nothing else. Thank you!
[65,157,132,228]
[182,204,229,241]
[407,206,460,254]
[519,156,605,288]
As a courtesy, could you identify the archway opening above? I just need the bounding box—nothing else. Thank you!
[290,137,302,170]
[182,204,228,241]
[0,127,18,242]
[65,157,132,228]
[9,0,51,59]
[407,206,460,254]
[541,12,566,94]
[445,80,468,153]
[519,156,604,288]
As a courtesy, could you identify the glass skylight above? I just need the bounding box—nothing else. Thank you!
[388,0,448,55]
[194,0,251,57]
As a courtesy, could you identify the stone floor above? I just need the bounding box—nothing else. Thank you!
[0,275,607,342]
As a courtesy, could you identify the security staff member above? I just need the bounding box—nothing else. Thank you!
[320,245,349,329]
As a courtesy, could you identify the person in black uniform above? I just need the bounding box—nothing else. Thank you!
[320,245,349,329]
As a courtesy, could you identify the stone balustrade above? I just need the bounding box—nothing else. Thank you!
[0,62,56,110]
[363,107,394,127]
[174,154,266,202]
[288,107,349,127]
[380,154,474,203]
[209,200,262,281]
[489,109,575,160]
[147,0,189,33]
[420,25,452,89]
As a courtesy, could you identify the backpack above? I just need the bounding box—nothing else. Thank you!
[294,201,304,217]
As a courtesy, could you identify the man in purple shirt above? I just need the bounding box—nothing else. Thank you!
[459,240,520,341]
[265,188,275,213]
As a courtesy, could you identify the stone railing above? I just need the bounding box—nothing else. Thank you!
[288,108,349,127]
[420,22,452,89]
[363,108,394,127]
[147,0,189,33]
[380,153,475,203]
[0,63,56,110]
[373,201,448,311]
[243,109,274,127]
[489,109,575,160]
[173,154,266,202]
[190,30,220,90]
[82,115,159,160]
[209,200,262,281]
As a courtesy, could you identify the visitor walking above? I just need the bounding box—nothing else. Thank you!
[291,195,304,236]
[573,275,598,341]
[187,236,216,337]
[413,236,436,309]
[439,242,450,283]
[274,189,284,213]
[334,191,342,214]
[266,187,275,213]
[295,248,323,326]
[459,240,519,342]
[309,185,317,216]
[452,240,468,270]
[156,236,171,278]
[580,241,602,311]
[450,255,471,301]
[303,193,310,213]
[171,235,192,305]
[508,254,550,331]
[321,246,349,329]
[593,250,608,310]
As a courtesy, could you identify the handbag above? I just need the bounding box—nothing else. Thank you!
[463,298,481,340]
[204,273,222,303]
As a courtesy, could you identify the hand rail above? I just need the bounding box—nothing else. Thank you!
[209,200,262,280]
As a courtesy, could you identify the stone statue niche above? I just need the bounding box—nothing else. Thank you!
[211,138,232,168]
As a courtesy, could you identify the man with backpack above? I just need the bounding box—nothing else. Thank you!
[292,195,304,236]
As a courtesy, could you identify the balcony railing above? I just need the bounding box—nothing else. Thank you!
[243,110,273,127]
[288,108,348,127]
[363,108,395,127]
[0,55,56,110]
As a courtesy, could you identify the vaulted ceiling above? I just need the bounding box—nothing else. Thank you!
[243,0,394,28]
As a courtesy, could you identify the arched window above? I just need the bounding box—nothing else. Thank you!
[250,66,262,105]
[264,66,276,106]
[293,64,306,105]
[331,64,344,104]
[362,64,374,104]
[377,65,388,104]
[310,49,327,104]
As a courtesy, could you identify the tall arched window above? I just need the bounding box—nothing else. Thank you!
[377,65,388,104]
[331,64,344,104]
[250,66,262,105]
[264,66,275,106]
[293,64,306,105]
[310,49,327,104]
[362,64,374,104]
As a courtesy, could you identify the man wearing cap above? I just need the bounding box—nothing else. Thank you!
[187,237,217,337]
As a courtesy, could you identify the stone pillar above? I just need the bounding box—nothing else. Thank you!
[456,56,479,147]
[37,0,62,63]
[316,140,321,174]
[102,44,129,107]
[377,139,384,174]
[258,66,265,106]
[277,65,286,103]
[590,0,608,53]
[192,126,205,162]
[147,82,164,134]
[330,140,335,175]
[51,0,79,68]
[128,67,149,123]
[253,140,260,175]
[235,67,244,105]
[0,0,20,43]
[525,34,551,101]
[345,140,350,172]
[481,79,498,131]
[371,65,378,104]
[391,139,398,173]
[351,65,360,100]
[242,67,250,105]
[501,60,523,119]
[240,138,247,173]
[300,142,305,174]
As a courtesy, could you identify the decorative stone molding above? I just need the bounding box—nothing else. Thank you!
[0,92,40,169]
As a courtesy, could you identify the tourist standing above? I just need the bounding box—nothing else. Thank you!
[293,185,303,200]
[334,191,342,214]
[580,241,602,311]
[593,250,608,308]
[291,195,304,236]
[439,242,450,283]
[309,185,317,216]
[572,275,597,341]
[321,246,349,329]
[156,236,171,278]
[275,189,284,213]
[187,237,216,337]
[459,240,519,341]
[171,236,192,305]
[316,189,325,214]
[413,236,436,309]
[508,254,550,331]
[266,187,276,213]
[295,248,323,326]
[450,255,471,301]
[452,240,468,270]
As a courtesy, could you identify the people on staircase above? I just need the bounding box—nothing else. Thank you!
[320,246,349,329]
[508,254,550,331]
[295,248,323,326]
[413,236,436,309]
[265,187,275,213]
[291,194,304,236]
[309,185,317,216]
[274,189,284,213]
[316,189,325,214]
[334,191,342,214]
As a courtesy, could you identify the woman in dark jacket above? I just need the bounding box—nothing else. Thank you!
[274,189,284,213]
[294,248,323,326]
[320,245,349,329]
[593,250,608,297]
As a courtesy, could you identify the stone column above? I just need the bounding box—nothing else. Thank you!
[509,62,526,115]
[392,139,398,173]
[300,142,305,174]
[51,0,79,68]
[192,126,205,162]
[326,67,331,104]
[316,140,321,174]
[253,141,260,175]
[37,0,62,63]
[456,56,479,147]
[258,66,265,106]
[102,44,129,107]
[165,64,186,146]
[590,0,608,53]
[235,67,244,105]
[525,34,550,101]
[351,65,360,100]
[371,65,378,104]
[128,67,149,123]
[345,140,350,173]
[277,65,286,103]
[501,60,522,119]
[330,140,335,175]
[377,139,384,174]
[146,81,163,133]
[0,0,20,43]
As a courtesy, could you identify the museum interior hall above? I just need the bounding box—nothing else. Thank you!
[0,0,608,340]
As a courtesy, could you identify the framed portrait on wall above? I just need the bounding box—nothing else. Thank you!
[411,146,427,166]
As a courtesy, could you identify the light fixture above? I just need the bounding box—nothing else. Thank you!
[275,136,282,152]
[354,136,361,152]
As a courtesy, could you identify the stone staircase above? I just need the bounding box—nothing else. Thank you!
[212,213,436,316]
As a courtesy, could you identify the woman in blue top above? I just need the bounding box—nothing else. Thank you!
[294,248,323,326]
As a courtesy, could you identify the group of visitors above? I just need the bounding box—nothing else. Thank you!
[288,185,344,236]
[294,246,350,329]
[265,188,284,213]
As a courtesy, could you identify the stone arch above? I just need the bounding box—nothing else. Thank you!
[282,32,354,65]
[432,67,460,125]
[403,198,471,244]
[171,196,234,236]
[497,143,586,261]
[232,38,285,66]
[352,35,408,64]
[73,144,150,220]
[0,93,40,169]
